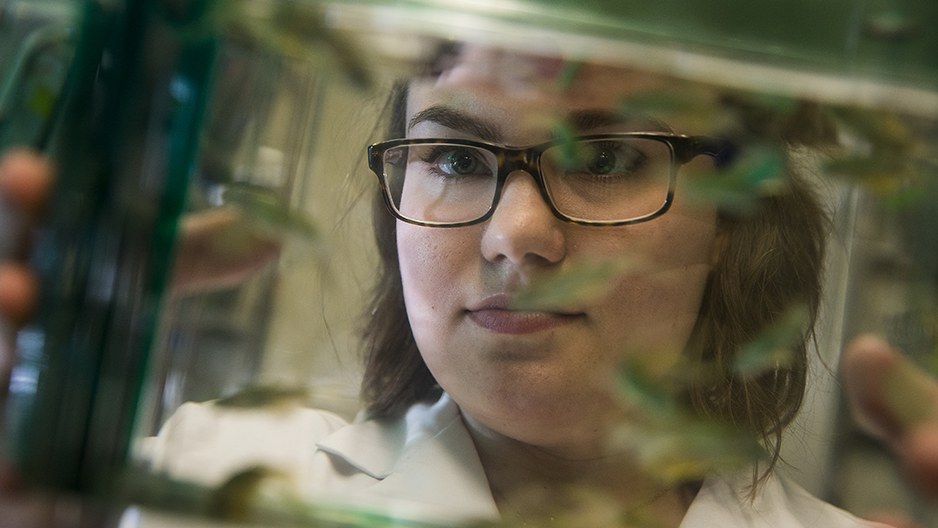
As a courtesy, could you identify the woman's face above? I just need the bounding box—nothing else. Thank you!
[397,48,721,456]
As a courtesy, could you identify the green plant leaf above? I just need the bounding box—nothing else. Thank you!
[512,257,643,311]
[617,362,680,418]
[221,185,321,241]
[611,417,764,484]
[216,0,372,90]
[684,145,786,213]
[211,466,288,521]
[733,306,809,377]
[214,385,308,409]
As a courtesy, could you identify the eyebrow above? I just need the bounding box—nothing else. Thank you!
[565,109,674,134]
[408,106,502,143]
[407,106,675,143]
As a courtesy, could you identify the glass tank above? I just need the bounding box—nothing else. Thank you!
[1,0,937,526]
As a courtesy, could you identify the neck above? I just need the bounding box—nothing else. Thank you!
[461,410,695,527]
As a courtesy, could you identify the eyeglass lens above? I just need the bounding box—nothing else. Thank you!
[382,138,673,224]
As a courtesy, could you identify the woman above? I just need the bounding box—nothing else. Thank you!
[142,46,870,527]
[0,45,927,527]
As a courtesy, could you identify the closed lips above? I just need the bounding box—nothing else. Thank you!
[467,296,583,334]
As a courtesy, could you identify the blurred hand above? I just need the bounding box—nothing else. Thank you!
[841,335,938,527]
[0,148,51,396]
[0,147,285,403]
[0,149,283,527]
[0,149,52,380]
[0,149,72,525]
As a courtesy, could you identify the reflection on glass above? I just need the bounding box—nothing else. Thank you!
[135,32,936,528]
[3,1,937,527]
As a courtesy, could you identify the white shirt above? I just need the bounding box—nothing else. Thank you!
[134,393,886,527]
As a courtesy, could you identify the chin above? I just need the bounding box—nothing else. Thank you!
[476,387,618,446]
[501,415,613,458]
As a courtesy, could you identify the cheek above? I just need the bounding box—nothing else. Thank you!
[397,223,476,337]
[607,212,719,352]
[607,264,712,356]
[643,201,720,274]
[398,227,442,315]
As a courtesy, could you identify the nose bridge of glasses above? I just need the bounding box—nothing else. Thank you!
[497,147,540,179]
[491,146,557,217]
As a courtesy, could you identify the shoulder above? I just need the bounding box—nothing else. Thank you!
[142,401,350,486]
[308,393,498,523]
[682,472,891,528]
[140,394,497,524]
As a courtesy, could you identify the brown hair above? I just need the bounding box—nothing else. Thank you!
[359,82,828,481]
[360,83,443,416]
[685,171,826,482]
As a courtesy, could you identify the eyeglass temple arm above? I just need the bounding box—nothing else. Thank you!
[674,136,738,168]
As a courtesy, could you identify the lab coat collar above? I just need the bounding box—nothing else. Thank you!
[679,471,888,528]
[315,393,501,523]
[314,395,876,528]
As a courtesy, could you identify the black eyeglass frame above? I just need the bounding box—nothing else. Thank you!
[367,133,734,228]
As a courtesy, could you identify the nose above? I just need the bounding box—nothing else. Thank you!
[481,171,566,265]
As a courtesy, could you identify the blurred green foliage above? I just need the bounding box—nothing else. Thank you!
[111,0,938,525]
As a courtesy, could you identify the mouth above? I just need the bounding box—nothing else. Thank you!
[467,294,584,335]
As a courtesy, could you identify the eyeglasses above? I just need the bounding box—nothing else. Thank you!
[367,133,733,227]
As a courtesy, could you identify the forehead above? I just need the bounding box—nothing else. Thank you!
[406,46,717,139]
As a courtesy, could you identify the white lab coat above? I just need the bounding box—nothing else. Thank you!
[133,393,886,527]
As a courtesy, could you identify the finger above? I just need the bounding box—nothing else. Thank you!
[841,335,938,499]
[840,335,938,442]
[840,335,904,442]
[0,150,54,260]
[901,423,938,499]
[0,149,54,218]
[0,264,39,326]
[0,264,38,396]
